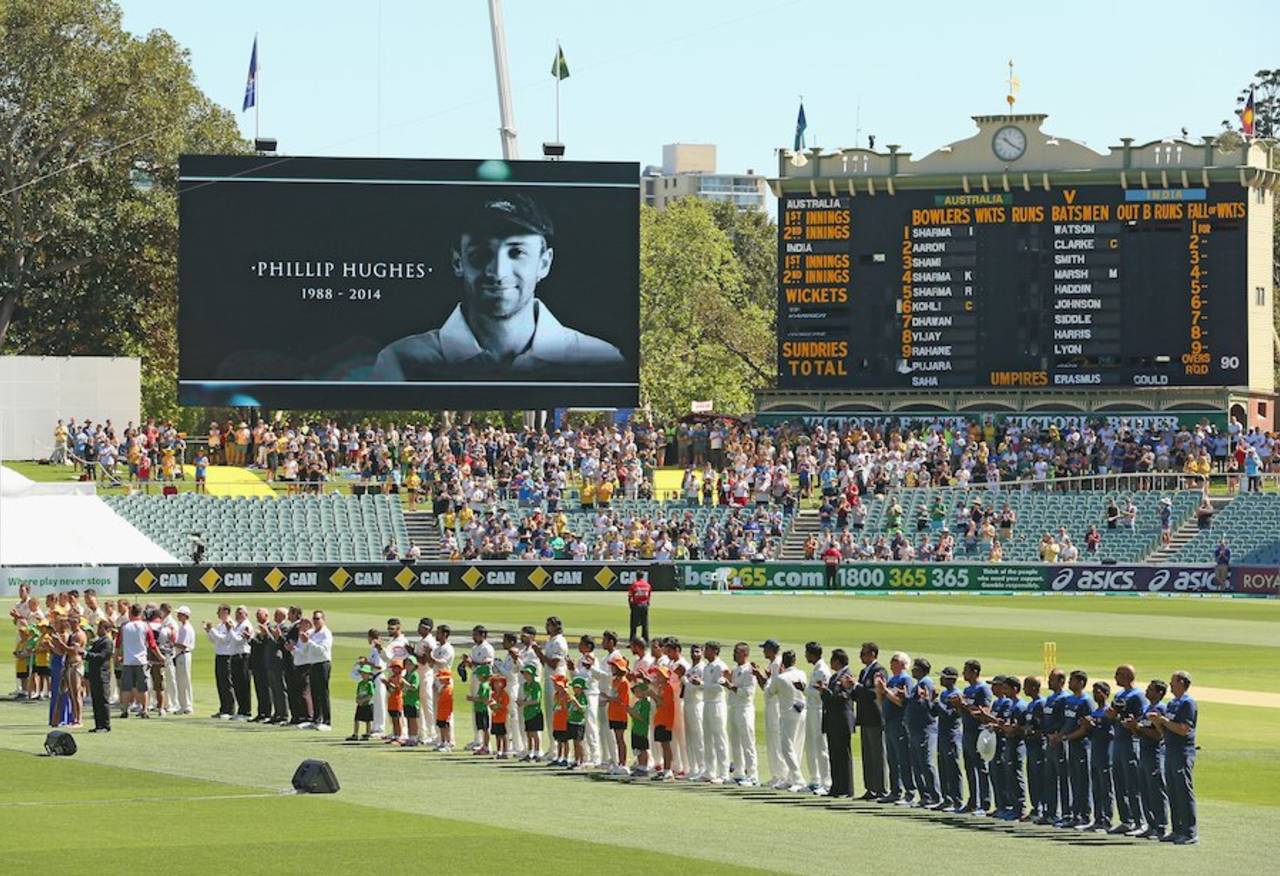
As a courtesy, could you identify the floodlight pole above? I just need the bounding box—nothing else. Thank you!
[488,0,519,160]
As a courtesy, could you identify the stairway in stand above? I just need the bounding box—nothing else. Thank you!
[403,510,442,558]
[780,509,820,560]
[1144,496,1230,563]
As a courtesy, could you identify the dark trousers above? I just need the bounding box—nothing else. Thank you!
[287,661,310,722]
[824,564,837,588]
[88,670,111,730]
[938,729,963,803]
[1112,736,1142,826]
[1139,746,1168,830]
[252,660,271,718]
[267,663,288,719]
[628,604,649,642]
[1164,745,1196,839]
[992,742,1007,810]
[1046,741,1070,818]
[308,661,331,725]
[961,730,991,808]
[859,725,886,796]
[1026,741,1045,814]
[1068,739,1091,819]
[884,721,914,797]
[1090,745,1113,825]
[1003,740,1027,813]
[229,654,251,716]
[908,727,939,802]
[214,654,234,715]
[826,728,853,797]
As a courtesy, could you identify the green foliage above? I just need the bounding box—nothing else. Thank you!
[639,199,775,417]
[0,0,246,419]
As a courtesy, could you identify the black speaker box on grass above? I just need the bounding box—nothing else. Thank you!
[291,759,339,794]
[44,730,77,757]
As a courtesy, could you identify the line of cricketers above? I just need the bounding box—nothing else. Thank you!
[355,617,1198,846]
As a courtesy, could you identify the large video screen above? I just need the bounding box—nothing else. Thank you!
[179,155,639,408]
[777,184,1249,390]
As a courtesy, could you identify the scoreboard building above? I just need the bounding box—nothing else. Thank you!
[763,113,1278,429]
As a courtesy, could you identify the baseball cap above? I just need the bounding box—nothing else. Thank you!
[760,638,780,650]
[475,664,491,678]
[417,617,434,628]
[472,624,487,634]
[939,666,960,680]
[463,194,554,243]
[521,663,538,676]
[571,676,587,688]
[176,606,191,617]
[987,675,1007,685]
[608,655,628,671]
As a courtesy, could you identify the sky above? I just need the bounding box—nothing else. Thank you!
[118,0,1273,182]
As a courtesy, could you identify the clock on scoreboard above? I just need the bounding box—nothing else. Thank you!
[777,183,1248,390]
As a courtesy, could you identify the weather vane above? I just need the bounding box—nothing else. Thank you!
[1006,59,1020,111]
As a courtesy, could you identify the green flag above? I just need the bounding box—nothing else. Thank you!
[551,44,569,81]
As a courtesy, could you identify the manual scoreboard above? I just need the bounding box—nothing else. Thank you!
[777,184,1248,390]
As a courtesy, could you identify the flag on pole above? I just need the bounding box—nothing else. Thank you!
[794,102,807,152]
[551,43,570,81]
[242,35,258,112]
[1241,87,1256,137]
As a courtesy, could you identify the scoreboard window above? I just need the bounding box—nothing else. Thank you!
[776,185,1249,390]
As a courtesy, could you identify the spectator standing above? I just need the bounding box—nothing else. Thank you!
[300,610,334,731]
[204,604,238,719]
[86,619,114,732]
[172,606,195,714]
[627,573,651,641]
[119,605,152,720]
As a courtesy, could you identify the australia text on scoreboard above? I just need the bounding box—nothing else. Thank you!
[773,113,1276,396]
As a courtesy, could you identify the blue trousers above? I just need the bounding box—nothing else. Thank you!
[884,721,915,796]
[1111,736,1142,826]
[1045,740,1070,818]
[1068,739,1091,819]
[1139,745,1168,831]
[908,726,939,803]
[1090,743,1113,826]
[962,730,991,808]
[1002,739,1027,813]
[937,728,963,803]
[1025,741,1045,814]
[1164,745,1196,839]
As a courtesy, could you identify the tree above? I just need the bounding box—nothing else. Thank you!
[0,0,246,420]
[639,199,774,417]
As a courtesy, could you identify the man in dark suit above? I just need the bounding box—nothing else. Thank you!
[821,648,857,798]
[855,641,888,799]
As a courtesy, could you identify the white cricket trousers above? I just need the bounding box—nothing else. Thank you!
[418,675,436,743]
[778,706,805,787]
[805,701,831,789]
[596,699,616,765]
[583,692,601,763]
[683,696,704,777]
[172,652,193,713]
[729,706,758,781]
[703,700,729,781]
[371,675,387,735]
[765,697,784,783]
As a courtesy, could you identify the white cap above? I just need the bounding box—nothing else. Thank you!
[176,605,191,616]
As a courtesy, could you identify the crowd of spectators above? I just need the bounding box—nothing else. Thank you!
[49,414,1276,562]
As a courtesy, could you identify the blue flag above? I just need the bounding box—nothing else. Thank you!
[793,102,807,152]
[242,36,258,112]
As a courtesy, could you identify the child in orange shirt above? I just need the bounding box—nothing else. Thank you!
[434,665,454,752]
[651,664,677,780]
[550,674,571,766]
[384,660,405,743]
[489,675,511,759]
[601,656,631,776]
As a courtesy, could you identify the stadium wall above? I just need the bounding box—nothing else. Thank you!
[4,563,1277,597]
[0,356,141,460]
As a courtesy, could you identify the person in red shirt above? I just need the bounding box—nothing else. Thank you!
[822,542,842,589]
[627,575,651,641]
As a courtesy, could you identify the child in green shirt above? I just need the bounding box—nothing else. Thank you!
[628,676,653,777]
[402,655,421,747]
[349,663,376,741]
[467,664,492,755]
[567,676,589,769]
[518,663,544,762]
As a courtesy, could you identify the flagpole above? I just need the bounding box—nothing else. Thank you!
[555,40,561,143]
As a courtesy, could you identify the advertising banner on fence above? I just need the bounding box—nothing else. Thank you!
[678,562,1274,594]
[0,567,119,597]
[117,563,670,595]
[679,562,1047,592]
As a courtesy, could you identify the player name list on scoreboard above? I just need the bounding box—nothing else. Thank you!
[777,185,1248,391]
